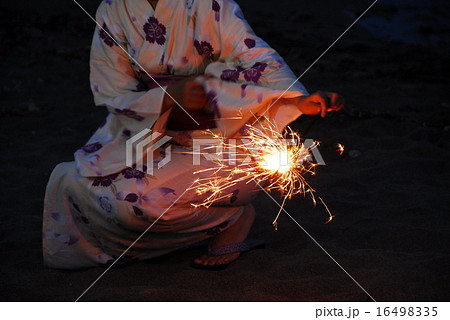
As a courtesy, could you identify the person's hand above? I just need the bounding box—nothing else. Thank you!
[295,91,344,118]
[163,76,207,112]
[164,76,216,131]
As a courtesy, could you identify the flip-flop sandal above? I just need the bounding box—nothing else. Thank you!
[190,239,266,271]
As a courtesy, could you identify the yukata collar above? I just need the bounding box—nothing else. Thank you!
[130,0,173,22]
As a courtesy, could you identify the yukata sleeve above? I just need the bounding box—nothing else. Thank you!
[90,5,167,132]
[213,0,308,94]
[202,0,308,136]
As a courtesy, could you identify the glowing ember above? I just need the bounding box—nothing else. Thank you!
[337,143,345,155]
[260,149,290,173]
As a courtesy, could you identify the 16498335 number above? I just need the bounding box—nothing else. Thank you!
[376,306,438,317]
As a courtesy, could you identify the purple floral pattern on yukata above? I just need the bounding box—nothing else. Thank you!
[99,23,117,47]
[185,0,194,10]
[143,17,166,45]
[181,56,189,65]
[212,0,221,21]
[257,92,264,103]
[220,67,244,82]
[158,187,176,196]
[121,166,147,179]
[114,108,144,121]
[92,173,119,187]
[230,189,240,203]
[244,38,256,49]
[117,190,152,207]
[243,62,268,83]
[99,196,113,213]
[81,142,102,154]
[51,212,63,223]
[124,193,139,203]
[194,40,214,59]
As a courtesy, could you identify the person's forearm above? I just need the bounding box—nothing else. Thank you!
[162,92,175,114]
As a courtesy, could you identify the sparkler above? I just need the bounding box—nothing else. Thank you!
[188,119,335,228]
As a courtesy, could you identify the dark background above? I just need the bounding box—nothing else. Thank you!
[0,0,449,301]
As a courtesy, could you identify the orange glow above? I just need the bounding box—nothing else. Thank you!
[337,143,345,155]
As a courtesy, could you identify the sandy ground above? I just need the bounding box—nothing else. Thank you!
[0,0,449,301]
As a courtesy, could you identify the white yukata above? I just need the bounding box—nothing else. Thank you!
[43,0,308,269]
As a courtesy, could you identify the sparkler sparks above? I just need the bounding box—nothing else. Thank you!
[337,143,345,155]
[188,120,334,228]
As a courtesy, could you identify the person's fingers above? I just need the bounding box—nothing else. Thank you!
[297,92,343,117]
[329,93,338,107]
[311,92,330,118]
[335,104,345,111]
[330,93,345,110]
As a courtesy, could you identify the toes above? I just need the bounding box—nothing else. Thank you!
[215,256,225,265]
[207,256,217,266]
[215,253,239,265]
[193,254,208,264]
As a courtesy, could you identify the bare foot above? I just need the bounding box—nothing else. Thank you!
[193,204,256,267]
